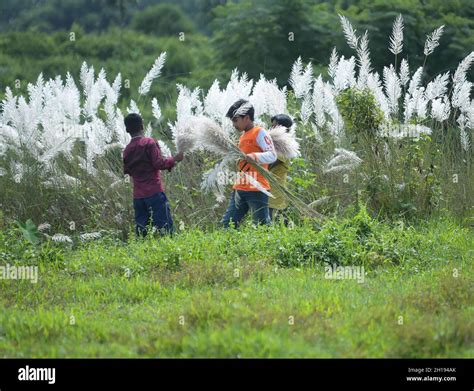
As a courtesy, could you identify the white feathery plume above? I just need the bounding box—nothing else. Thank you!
[249,77,267,119]
[203,80,225,121]
[144,123,152,138]
[389,14,404,55]
[323,85,345,144]
[114,108,129,147]
[265,81,288,117]
[324,148,362,173]
[151,98,161,120]
[407,87,428,121]
[112,73,122,96]
[175,84,203,123]
[399,59,410,86]
[157,140,172,158]
[452,52,474,113]
[0,125,19,156]
[457,114,471,151]
[467,101,474,129]
[127,99,140,115]
[26,74,44,130]
[460,128,470,151]
[328,48,339,81]
[289,57,313,99]
[0,100,20,151]
[367,72,390,119]
[227,69,254,101]
[199,116,237,156]
[356,31,372,88]
[408,67,423,96]
[250,75,287,118]
[138,52,167,96]
[312,76,326,127]
[310,123,323,143]
[331,148,362,165]
[431,97,451,122]
[205,70,251,121]
[64,72,81,124]
[424,26,445,56]
[452,81,472,114]
[383,66,401,114]
[413,88,429,120]
[403,67,425,121]
[453,52,474,86]
[83,68,106,118]
[289,57,302,91]
[186,115,236,156]
[425,72,450,101]
[403,67,423,122]
[0,87,18,126]
[79,62,94,96]
[333,56,357,92]
[269,125,301,159]
[170,118,198,154]
[103,79,118,132]
[339,14,359,50]
[300,93,312,125]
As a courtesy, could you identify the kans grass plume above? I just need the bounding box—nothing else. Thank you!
[138,53,167,96]
[189,115,237,156]
[324,148,363,174]
[269,125,301,159]
[424,26,445,57]
[389,14,404,56]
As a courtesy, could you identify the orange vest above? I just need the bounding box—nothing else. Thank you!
[233,126,270,191]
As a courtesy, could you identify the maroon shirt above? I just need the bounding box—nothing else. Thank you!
[123,136,175,199]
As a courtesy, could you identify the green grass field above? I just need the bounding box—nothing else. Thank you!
[0,211,472,357]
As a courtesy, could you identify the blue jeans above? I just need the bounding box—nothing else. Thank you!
[133,192,173,236]
[221,190,271,228]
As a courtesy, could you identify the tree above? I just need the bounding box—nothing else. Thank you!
[131,4,195,36]
[211,0,320,84]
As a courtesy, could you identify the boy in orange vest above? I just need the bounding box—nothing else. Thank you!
[221,99,277,228]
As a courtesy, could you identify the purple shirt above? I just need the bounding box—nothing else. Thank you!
[123,136,175,199]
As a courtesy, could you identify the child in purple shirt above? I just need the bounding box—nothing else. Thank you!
[123,113,184,236]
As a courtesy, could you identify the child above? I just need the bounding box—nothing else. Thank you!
[268,114,293,221]
[221,99,277,228]
[122,113,183,236]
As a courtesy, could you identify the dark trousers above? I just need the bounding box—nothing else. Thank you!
[221,190,271,228]
[133,192,173,236]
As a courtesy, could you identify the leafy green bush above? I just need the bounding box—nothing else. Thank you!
[336,88,385,141]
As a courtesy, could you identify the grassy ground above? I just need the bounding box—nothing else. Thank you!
[0,211,472,357]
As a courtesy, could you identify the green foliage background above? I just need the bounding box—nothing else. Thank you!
[1,0,473,94]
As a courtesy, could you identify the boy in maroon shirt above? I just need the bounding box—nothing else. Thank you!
[123,113,184,236]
